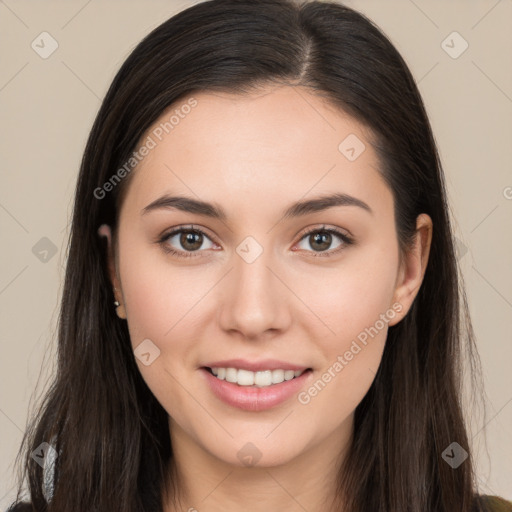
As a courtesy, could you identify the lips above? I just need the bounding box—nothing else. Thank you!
[201,366,313,411]
[201,358,310,372]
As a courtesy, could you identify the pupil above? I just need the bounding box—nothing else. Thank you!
[181,231,202,251]
[311,232,331,251]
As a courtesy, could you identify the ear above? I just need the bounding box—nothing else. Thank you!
[97,224,125,318]
[387,213,433,326]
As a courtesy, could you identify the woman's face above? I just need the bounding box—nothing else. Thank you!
[103,84,431,469]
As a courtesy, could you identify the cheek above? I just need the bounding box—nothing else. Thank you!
[294,238,399,344]
[119,243,212,342]
[117,244,217,408]
[294,239,398,406]
[119,251,205,417]
[297,341,384,440]
[297,273,393,425]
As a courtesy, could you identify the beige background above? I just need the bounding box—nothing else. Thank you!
[1,0,511,506]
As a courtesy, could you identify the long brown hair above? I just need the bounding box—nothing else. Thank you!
[9,1,490,510]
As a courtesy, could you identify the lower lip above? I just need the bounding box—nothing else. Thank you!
[201,367,313,412]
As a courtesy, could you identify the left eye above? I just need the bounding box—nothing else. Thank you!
[294,227,352,256]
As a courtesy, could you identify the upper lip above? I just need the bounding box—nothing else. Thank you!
[202,359,311,372]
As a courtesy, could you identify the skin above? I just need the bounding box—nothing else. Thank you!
[98,84,432,512]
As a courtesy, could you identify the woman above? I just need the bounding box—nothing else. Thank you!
[7,0,511,510]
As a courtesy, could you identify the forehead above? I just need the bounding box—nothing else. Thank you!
[120,85,392,221]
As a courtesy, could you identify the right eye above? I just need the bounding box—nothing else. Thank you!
[158,226,218,258]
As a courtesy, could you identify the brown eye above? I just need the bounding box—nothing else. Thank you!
[179,230,204,251]
[160,227,216,258]
[309,231,333,252]
[295,226,354,257]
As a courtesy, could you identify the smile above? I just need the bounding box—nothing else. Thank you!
[207,367,310,387]
[201,367,314,411]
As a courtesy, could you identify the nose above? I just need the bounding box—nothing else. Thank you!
[217,246,292,340]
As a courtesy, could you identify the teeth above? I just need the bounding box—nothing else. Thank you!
[210,367,306,387]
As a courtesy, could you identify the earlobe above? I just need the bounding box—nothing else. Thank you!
[98,224,127,320]
[97,223,112,244]
[388,214,433,326]
[98,224,115,284]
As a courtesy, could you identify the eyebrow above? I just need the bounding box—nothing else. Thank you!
[141,192,373,220]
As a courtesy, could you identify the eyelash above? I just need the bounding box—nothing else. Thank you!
[157,224,354,259]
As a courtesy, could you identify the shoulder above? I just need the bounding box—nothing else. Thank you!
[475,495,512,512]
